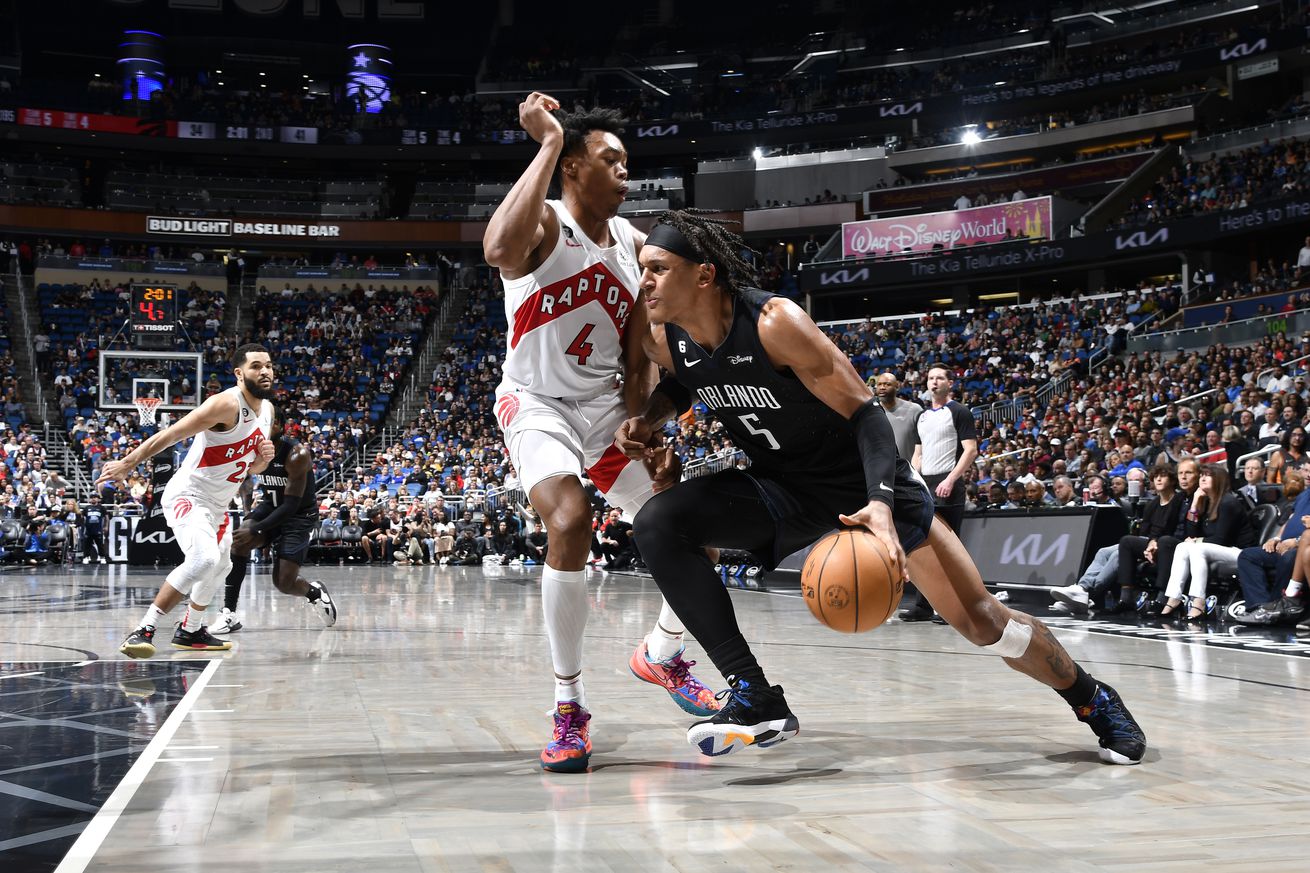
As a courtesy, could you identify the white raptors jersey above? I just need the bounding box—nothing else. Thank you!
[164,386,272,508]
[500,200,641,400]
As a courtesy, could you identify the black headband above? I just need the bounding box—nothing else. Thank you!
[645,222,704,264]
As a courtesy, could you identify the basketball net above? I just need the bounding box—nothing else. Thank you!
[133,396,162,427]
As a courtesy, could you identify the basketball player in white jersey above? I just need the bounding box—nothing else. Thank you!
[483,93,719,773]
[97,344,277,658]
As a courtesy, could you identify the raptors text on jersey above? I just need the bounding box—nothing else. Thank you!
[499,200,641,400]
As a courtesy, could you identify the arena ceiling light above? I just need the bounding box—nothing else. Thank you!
[960,128,982,146]
[752,148,763,160]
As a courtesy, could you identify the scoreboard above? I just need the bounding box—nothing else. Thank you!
[131,284,178,349]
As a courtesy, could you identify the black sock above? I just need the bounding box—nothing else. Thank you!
[707,633,768,688]
[1055,663,1099,708]
[224,556,249,612]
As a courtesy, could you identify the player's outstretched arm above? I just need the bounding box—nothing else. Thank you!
[94,392,240,488]
[483,92,564,278]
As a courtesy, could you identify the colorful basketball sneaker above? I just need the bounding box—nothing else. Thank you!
[686,678,799,757]
[1075,683,1147,765]
[540,701,592,773]
[629,641,722,717]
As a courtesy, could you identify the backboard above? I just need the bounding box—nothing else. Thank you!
[97,350,205,414]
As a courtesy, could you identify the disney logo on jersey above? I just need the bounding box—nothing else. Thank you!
[727,355,754,365]
[510,263,635,350]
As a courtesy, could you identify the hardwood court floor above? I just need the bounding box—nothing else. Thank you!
[4,561,1310,872]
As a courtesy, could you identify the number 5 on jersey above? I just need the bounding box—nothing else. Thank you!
[739,413,780,450]
[566,323,596,365]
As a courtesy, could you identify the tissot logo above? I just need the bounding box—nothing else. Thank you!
[1114,228,1170,250]
[999,533,1069,566]
[1220,38,1268,61]
[878,102,923,117]
[818,268,869,286]
[636,124,680,138]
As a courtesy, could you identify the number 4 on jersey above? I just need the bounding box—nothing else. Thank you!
[566,323,596,365]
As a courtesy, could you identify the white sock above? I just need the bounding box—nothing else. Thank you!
[542,565,588,706]
[1287,580,1304,597]
[139,604,167,630]
[646,600,686,662]
[555,674,585,706]
[181,604,208,632]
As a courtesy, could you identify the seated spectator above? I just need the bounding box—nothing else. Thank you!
[1267,425,1310,484]
[1235,470,1309,620]
[1237,457,1265,505]
[1121,459,1196,609]
[449,528,484,566]
[1160,464,1259,620]
[523,519,548,564]
[25,519,50,564]
[598,508,636,568]
[1051,475,1080,508]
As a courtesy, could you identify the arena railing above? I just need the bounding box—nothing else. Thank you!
[9,263,48,424]
[975,446,1032,467]
[1150,388,1220,419]
[37,254,226,278]
[1236,444,1280,468]
[1256,351,1310,386]
[682,448,748,480]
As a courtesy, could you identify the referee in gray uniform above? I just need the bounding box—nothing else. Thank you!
[902,366,978,621]
[873,372,922,462]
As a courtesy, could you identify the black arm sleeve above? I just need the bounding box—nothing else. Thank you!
[248,499,299,536]
[653,374,692,416]
[849,398,897,507]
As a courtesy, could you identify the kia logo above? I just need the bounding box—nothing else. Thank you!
[1114,228,1170,250]
[879,102,923,117]
[819,268,870,286]
[1000,533,1069,566]
[1220,38,1268,61]
[636,124,680,138]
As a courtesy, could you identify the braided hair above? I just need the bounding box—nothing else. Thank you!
[654,208,760,295]
[554,107,626,185]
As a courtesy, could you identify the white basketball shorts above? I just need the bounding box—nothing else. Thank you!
[494,385,654,518]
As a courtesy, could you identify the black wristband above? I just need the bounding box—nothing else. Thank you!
[654,375,693,416]
[849,398,897,507]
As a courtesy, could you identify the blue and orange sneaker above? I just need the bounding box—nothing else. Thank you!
[686,678,799,757]
[1074,683,1146,765]
[540,701,592,773]
[629,641,722,717]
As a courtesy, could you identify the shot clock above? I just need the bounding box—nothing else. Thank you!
[130,283,179,349]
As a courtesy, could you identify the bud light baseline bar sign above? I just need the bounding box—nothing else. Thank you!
[841,197,1052,259]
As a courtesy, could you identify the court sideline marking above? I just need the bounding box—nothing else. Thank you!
[51,658,223,873]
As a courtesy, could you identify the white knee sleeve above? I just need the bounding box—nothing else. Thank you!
[165,547,219,598]
[982,618,1033,658]
[189,554,229,608]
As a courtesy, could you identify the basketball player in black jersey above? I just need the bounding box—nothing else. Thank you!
[617,210,1146,765]
[211,405,337,633]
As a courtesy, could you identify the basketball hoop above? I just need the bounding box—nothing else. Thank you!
[133,396,163,427]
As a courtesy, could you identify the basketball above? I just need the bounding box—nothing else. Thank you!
[800,529,903,633]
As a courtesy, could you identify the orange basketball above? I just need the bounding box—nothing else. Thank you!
[800,529,903,633]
